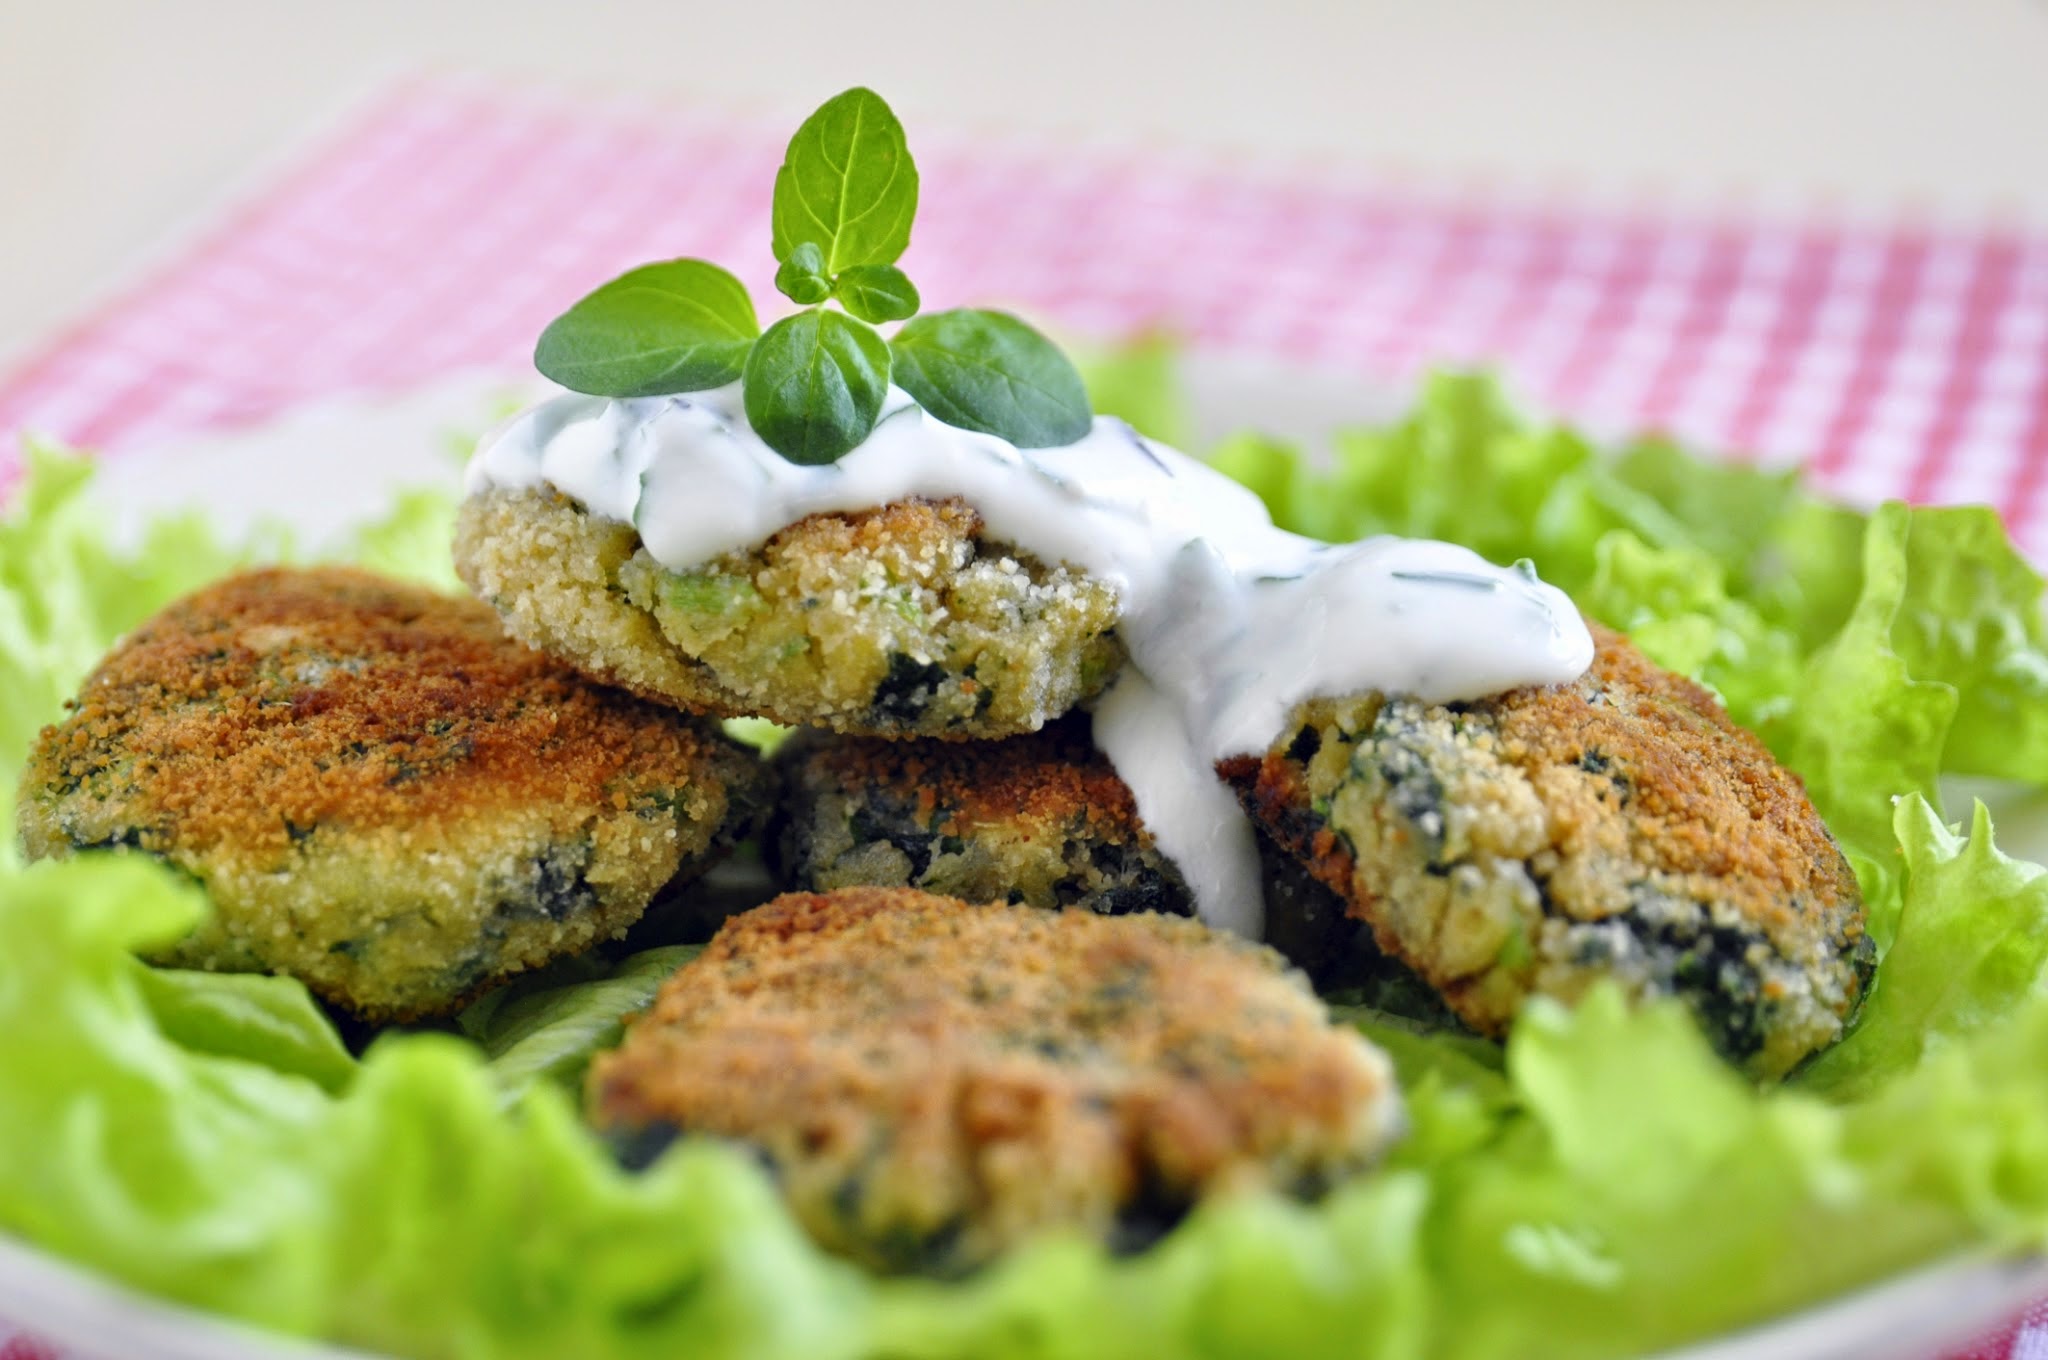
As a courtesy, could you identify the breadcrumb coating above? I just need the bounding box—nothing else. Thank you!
[453,487,1125,738]
[589,887,1403,1274]
[17,566,768,1020]
[1219,623,1872,1079]
[768,719,1194,916]
[770,720,1462,1013]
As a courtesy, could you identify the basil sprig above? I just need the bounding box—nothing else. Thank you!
[833,265,920,324]
[531,87,1094,462]
[772,243,832,307]
[743,310,892,466]
[533,260,758,398]
[893,309,1092,448]
[770,88,918,275]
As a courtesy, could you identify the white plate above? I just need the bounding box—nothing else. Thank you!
[8,365,2047,1360]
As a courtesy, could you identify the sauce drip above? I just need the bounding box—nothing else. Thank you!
[469,384,1595,936]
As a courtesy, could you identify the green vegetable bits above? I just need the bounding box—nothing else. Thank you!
[5,360,2048,1360]
[1206,371,2048,919]
[531,87,1093,463]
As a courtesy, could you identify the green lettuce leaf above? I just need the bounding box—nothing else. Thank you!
[1580,531,1801,726]
[461,945,701,1101]
[0,447,456,774]
[1214,372,2048,939]
[335,485,461,592]
[1762,504,1961,916]
[4,376,2048,1360]
[135,965,356,1095]
[1799,796,2048,1099]
[1424,985,2048,1360]
[1884,506,2048,784]
[1606,439,1806,591]
[0,857,334,1329]
[1339,1008,1514,1171]
[20,839,2048,1360]
[0,445,251,785]
[310,1044,861,1360]
[722,715,795,754]
[1211,374,1664,596]
[0,448,460,868]
[0,849,864,1358]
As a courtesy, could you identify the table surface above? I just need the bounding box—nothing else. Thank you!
[5,0,2048,371]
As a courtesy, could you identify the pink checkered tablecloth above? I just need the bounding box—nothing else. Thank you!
[2,74,2046,1359]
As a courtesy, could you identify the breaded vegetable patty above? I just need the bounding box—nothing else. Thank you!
[17,567,768,1021]
[769,721,1457,1012]
[1219,624,1871,1079]
[454,487,1125,738]
[1254,829,1468,1027]
[589,888,1402,1274]
[767,719,1194,916]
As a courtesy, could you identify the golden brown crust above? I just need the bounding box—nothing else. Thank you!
[18,567,767,1019]
[1498,625,1859,935]
[589,887,1401,1274]
[797,718,1147,837]
[28,568,729,856]
[768,720,1194,915]
[1220,624,1870,1077]
[454,487,1126,739]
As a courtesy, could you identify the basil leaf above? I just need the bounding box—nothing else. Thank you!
[891,309,1093,448]
[833,265,921,324]
[771,87,919,273]
[775,241,832,306]
[534,259,759,397]
[744,308,892,465]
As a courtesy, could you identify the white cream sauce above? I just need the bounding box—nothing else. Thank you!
[468,383,1595,937]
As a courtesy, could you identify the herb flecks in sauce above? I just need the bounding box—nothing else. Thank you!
[469,391,1595,935]
[494,88,1597,935]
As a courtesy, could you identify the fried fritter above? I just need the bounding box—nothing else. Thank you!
[767,719,1194,916]
[1219,623,1872,1079]
[588,887,1403,1275]
[1253,826,1469,1027]
[17,566,768,1021]
[769,720,1461,1015]
[453,488,1125,738]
